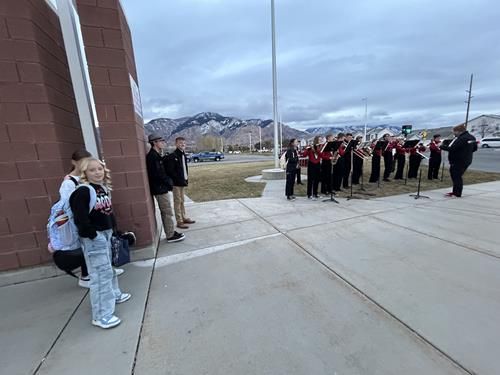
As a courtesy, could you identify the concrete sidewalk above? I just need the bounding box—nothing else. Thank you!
[1,181,500,374]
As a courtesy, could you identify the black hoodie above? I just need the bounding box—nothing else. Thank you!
[70,183,115,239]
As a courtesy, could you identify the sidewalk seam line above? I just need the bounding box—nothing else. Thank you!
[237,198,474,375]
[374,216,500,261]
[130,229,162,375]
[32,289,89,375]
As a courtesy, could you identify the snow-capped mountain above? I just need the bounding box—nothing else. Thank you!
[304,124,402,136]
[144,113,307,146]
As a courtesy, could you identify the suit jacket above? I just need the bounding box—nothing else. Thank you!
[166,148,189,187]
[441,131,477,167]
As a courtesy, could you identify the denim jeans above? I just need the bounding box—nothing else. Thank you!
[81,230,121,321]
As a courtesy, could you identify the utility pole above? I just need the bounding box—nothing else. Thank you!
[249,132,252,153]
[465,74,473,128]
[362,98,368,141]
[271,0,279,167]
[220,137,224,153]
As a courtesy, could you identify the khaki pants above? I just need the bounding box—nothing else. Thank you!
[154,193,175,238]
[172,186,187,224]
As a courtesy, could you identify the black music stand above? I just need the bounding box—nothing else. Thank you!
[349,148,375,199]
[409,169,430,199]
[322,141,340,204]
[402,140,419,185]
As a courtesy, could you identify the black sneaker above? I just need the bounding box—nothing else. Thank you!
[167,232,185,243]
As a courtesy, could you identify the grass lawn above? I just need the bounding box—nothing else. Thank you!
[186,161,274,202]
[186,160,500,202]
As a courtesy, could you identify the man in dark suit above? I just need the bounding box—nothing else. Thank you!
[166,137,196,228]
[440,124,477,197]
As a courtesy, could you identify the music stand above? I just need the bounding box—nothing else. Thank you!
[409,169,430,199]
[402,140,419,185]
[322,141,340,204]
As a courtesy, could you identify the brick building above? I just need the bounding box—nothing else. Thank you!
[0,0,157,271]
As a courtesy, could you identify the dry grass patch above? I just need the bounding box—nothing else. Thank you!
[185,160,500,202]
[186,161,274,202]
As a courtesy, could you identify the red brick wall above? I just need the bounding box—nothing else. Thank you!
[0,0,85,270]
[76,0,156,248]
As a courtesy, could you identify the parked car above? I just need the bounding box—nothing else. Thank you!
[480,137,500,148]
[191,151,225,162]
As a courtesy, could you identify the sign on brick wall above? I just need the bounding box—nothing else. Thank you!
[129,74,143,119]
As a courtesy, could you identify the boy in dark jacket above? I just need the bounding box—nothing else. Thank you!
[440,124,477,197]
[166,137,196,229]
[146,133,185,242]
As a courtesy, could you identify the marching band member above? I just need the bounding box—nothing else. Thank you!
[351,136,363,185]
[342,133,355,189]
[368,134,390,182]
[369,136,384,183]
[394,138,407,180]
[302,136,322,199]
[407,142,427,178]
[320,134,334,194]
[285,138,299,200]
[382,135,395,182]
[427,134,442,180]
[332,133,346,191]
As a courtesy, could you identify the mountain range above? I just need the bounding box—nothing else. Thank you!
[144,112,401,146]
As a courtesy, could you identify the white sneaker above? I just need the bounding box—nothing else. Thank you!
[92,315,121,329]
[114,268,124,276]
[116,292,131,304]
[78,277,90,288]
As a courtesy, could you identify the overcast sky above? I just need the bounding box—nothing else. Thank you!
[120,0,500,129]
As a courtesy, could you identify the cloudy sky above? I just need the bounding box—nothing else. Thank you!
[120,0,500,129]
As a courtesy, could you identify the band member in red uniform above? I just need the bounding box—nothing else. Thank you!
[369,136,385,183]
[332,133,346,191]
[382,135,395,182]
[320,134,334,194]
[351,136,363,185]
[428,134,442,180]
[394,138,407,180]
[342,133,355,189]
[407,142,427,178]
[302,136,322,199]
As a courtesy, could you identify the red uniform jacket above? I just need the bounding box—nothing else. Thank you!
[429,141,441,156]
[302,147,322,164]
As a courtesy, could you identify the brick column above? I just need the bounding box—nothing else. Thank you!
[0,0,84,270]
[76,0,156,248]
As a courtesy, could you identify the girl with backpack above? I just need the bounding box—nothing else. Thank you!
[50,149,92,287]
[70,157,130,329]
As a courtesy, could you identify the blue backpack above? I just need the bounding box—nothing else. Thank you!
[47,182,97,252]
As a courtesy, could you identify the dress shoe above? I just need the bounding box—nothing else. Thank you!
[177,222,189,229]
[183,218,196,224]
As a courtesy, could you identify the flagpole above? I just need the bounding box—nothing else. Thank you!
[271,0,279,167]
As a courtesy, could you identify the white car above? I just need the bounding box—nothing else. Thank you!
[480,137,500,148]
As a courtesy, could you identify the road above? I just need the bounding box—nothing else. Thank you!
[469,147,500,172]
[188,153,274,167]
[425,148,500,173]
